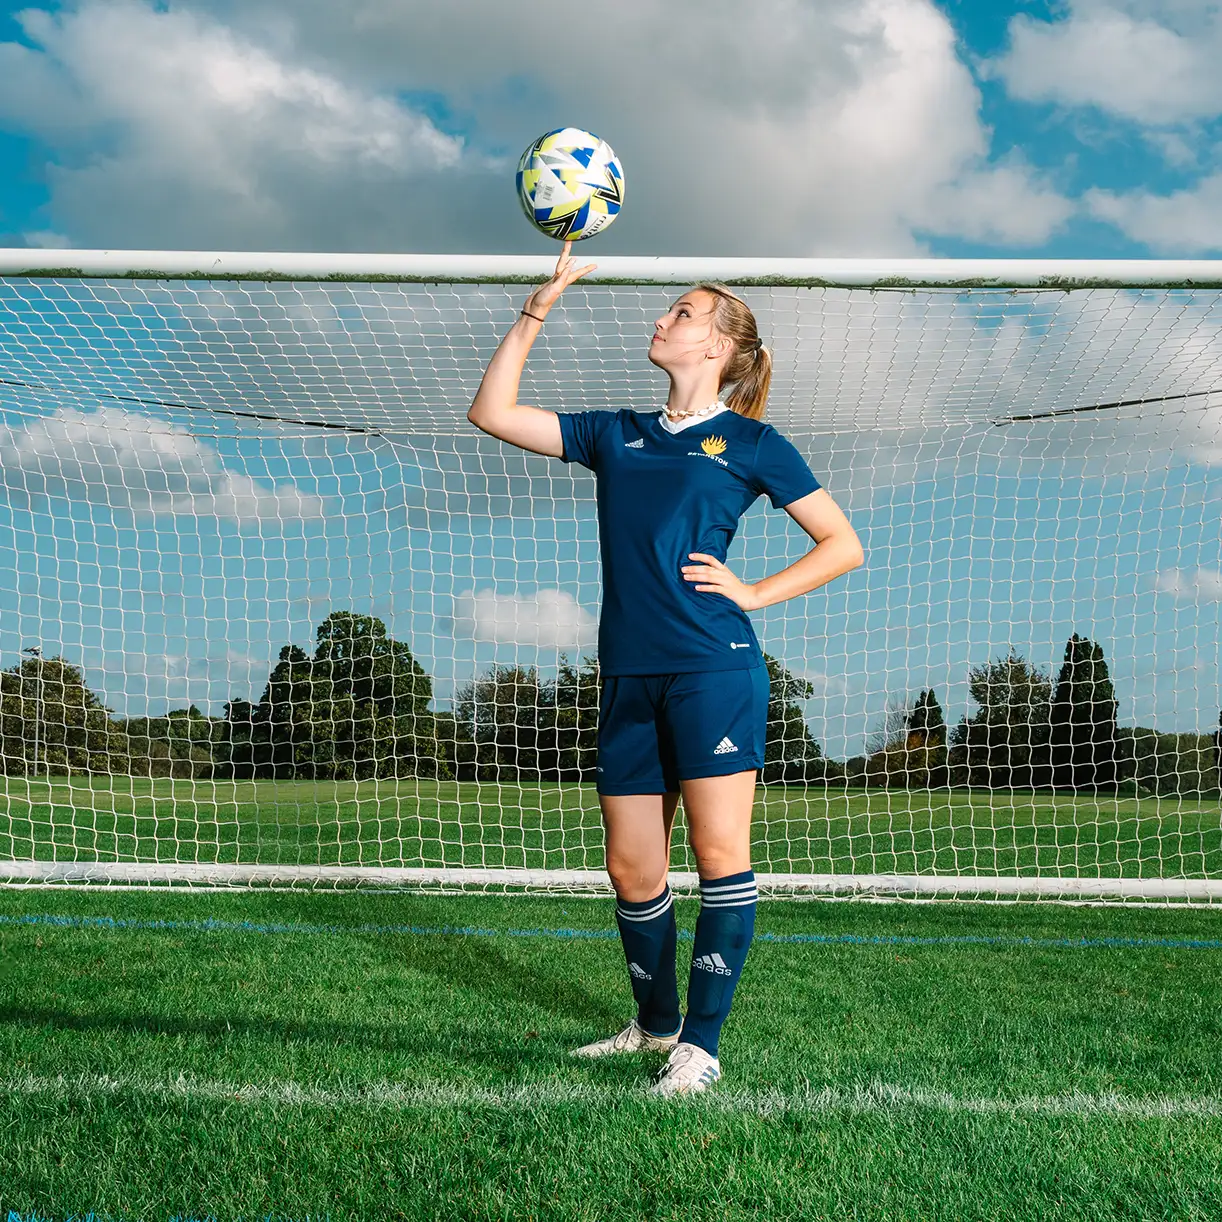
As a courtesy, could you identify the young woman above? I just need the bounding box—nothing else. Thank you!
[468,242,863,1097]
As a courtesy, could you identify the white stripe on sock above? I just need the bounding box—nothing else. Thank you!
[701,888,758,908]
[616,892,674,923]
[700,880,757,896]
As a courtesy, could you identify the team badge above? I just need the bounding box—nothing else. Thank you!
[701,436,727,457]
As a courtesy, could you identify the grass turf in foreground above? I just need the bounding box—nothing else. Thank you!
[2,889,1222,1220]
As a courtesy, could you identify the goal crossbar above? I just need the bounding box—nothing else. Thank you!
[4,249,1222,289]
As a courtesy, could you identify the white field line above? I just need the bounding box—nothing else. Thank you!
[4,1072,1221,1120]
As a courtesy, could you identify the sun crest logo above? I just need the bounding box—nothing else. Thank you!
[690,434,730,467]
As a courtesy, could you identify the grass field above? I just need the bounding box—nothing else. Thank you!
[3,776,1221,878]
[4,883,1222,1220]
[4,781,1222,1218]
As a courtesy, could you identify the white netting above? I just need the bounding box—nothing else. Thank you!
[0,259,1219,899]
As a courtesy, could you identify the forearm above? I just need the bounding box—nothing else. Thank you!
[749,535,863,610]
[468,311,544,426]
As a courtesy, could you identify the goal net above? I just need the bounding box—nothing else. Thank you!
[1,251,1220,901]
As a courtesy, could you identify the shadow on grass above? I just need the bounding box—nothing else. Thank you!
[0,934,629,1074]
[0,1002,596,1075]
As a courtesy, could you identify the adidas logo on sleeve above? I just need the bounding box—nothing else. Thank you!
[713,737,738,755]
[624,438,645,449]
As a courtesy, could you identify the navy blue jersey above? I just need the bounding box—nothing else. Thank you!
[558,408,822,676]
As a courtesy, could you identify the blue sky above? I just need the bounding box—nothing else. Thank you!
[0,0,1219,759]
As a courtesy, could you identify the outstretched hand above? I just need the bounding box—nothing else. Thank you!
[682,553,761,611]
[525,240,597,317]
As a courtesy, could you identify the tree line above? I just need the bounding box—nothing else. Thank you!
[2,613,1219,795]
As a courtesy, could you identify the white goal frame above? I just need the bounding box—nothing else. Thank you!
[2,248,1221,902]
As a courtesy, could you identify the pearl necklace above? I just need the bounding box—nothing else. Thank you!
[662,400,724,421]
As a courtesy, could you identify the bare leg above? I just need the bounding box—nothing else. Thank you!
[681,770,756,878]
[600,790,681,901]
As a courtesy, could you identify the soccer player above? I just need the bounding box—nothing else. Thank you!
[468,242,864,1096]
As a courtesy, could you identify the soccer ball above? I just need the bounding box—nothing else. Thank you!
[516,128,624,241]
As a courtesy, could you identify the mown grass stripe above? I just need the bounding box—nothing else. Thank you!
[3,911,1221,951]
[5,1071,1222,1120]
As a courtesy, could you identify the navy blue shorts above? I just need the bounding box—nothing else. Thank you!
[595,666,770,796]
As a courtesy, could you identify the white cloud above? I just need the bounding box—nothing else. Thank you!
[0,0,470,250]
[90,640,275,712]
[1086,173,1222,254]
[0,404,325,522]
[21,229,73,249]
[453,588,596,649]
[1141,129,1200,168]
[1155,566,1222,603]
[0,0,1068,253]
[920,159,1072,246]
[992,1,1222,126]
[792,666,849,698]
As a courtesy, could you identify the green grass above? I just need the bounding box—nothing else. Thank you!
[3,886,1222,1220]
[3,776,1220,877]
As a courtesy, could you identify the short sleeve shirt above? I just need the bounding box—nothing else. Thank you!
[557,408,821,675]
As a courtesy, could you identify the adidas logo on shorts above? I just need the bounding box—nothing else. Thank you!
[713,737,738,755]
[624,438,645,449]
[694,953,732,976]
[628,961,652,981]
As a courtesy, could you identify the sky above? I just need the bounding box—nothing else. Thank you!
[0,0,1219,760]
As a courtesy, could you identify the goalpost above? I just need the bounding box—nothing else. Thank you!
[1,249,1220,901]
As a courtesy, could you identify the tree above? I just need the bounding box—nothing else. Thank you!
[552,655,601,781]
[1046,633,1130,792]
[116,705,220,778]
[0,655,118,775]
[865,688,948,788]
[1215,711,1222,791]
[453,664,555,782]
[760,653,831,784]
[1125,727,1220,798]
[216,613,448,781]
[258,645,317,777]
[946,651,1053,789]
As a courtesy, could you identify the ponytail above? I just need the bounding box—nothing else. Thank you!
[692,282,771,421]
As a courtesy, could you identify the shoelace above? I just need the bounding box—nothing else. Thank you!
[657,1044,697,1080]
[613,1023,640,1051]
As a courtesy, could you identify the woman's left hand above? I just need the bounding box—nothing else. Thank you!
[682,553,761,611]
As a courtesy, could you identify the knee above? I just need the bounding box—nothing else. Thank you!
[606,854,668,903]
[691,844,751,882]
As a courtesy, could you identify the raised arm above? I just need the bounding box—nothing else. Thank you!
[467,241,597,457]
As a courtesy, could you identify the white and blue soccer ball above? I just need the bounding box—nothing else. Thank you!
[516,127,624,241]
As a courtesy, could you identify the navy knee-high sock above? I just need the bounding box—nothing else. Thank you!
[614,885,681,1037]
[680,870,757,1057]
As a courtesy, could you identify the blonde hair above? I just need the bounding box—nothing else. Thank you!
[693,282,771,421]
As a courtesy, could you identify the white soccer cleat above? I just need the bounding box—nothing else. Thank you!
[649,1042,721,1097]
[570,1019,681,1059]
